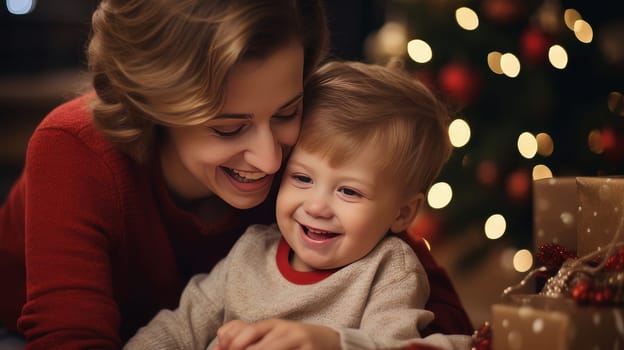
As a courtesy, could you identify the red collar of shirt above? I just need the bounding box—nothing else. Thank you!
[276,238,338,285]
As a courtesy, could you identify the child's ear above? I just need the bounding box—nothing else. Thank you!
[390,193,424,233]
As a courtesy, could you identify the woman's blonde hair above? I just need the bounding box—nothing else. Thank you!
[300,61,452,197]
[88,0,329,162]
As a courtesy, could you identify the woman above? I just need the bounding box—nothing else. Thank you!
[0,0,471,349]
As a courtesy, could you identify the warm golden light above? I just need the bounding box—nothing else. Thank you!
[485,214,506,240]
[422,237,431,251]
[532,164,553,180]
[513,249,533,272]
[487,51,503,75]
[536,132,554,156]
[608,91,624,117]
[455,7,479,31]
[500,53,521,78]
[548,45,568,69]
[564,9,582,31]
[573,19,593,43]
[377,22,408,57]
[587,129,604,154]
[448,119,471,148]
[517,132,538,159]
[407,39,433,63]
[427,182,453,209]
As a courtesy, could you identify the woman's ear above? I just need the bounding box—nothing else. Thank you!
[390,193,424,233]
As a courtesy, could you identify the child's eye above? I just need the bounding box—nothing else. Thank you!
[209,125,245,137]
[338,187,362,198]
[293,174,312,184]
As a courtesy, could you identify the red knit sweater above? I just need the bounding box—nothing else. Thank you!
[0,95,472,349]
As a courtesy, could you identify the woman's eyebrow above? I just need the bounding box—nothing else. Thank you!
[213,113,253,120]
[213,92,303,120]
[279,92,303,109]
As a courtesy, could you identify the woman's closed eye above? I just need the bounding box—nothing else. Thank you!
[272,103,302,122]
[208,124,246,137]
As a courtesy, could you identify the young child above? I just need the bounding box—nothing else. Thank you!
[124,61,472,350]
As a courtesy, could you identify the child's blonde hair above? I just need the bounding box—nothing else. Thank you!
[301,60,452,197]
[88,0,329,162]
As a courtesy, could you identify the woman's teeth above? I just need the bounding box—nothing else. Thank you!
[226,168,267,182]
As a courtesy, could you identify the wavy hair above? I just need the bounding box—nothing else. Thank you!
[301,61,452,197]
[88,0,329,162]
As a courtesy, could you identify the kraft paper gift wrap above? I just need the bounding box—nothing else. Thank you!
[576,177,624,256]
[533,177,578,254]
[491,295,624,350]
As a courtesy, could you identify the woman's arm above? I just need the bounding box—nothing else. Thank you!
[18,126,124,349]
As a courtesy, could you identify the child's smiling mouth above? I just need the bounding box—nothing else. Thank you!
[301,224,339,241]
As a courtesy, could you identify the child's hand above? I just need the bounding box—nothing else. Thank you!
[214,318,340,350]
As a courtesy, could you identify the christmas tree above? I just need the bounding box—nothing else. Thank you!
[364,0,624,271]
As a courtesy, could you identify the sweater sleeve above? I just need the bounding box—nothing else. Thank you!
[336,241,472,350]
[124,269,227,350]
[397,233,473,336]
[17,127,126,349]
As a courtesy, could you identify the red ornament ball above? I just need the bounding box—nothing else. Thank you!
[438,62,481,106]
[477,160,499,187]
[520,27,551,65]
[506,169,531,202]
[482,0,526,24]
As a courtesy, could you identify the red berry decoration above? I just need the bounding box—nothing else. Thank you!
[570,279,590,303]
[471,322,492,350]
[537,243,577,270]
[605,248,624,271]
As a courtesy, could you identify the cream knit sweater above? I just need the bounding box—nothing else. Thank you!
[125,224,471,350]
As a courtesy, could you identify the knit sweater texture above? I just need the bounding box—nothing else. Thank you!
[0,95,275,349]
[0,95,473,350]
[124,224,471,350]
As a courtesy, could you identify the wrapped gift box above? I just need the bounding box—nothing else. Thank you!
[533,177,578,254]
[491,295,624,350]
[576,177,624,256]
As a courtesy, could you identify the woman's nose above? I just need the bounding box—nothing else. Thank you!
[244,127,282,174]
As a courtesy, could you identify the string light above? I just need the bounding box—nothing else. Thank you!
[448,118,471,148]
[485,214,506,240]
[517,132,538,159]
[573,19,593,43]
[377,22,408,57]
[487,51,504,75]
[564,9,582,31]
[407,39,433,63]
[500,53,521,78]
[6,0,36,14]
[532,164,553,180]
[513,249,533,272]
[548,45,568,69]
[455,7,479,31]
[536,132,554,156]
[427,182,453,209]
[587,129,604,154]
